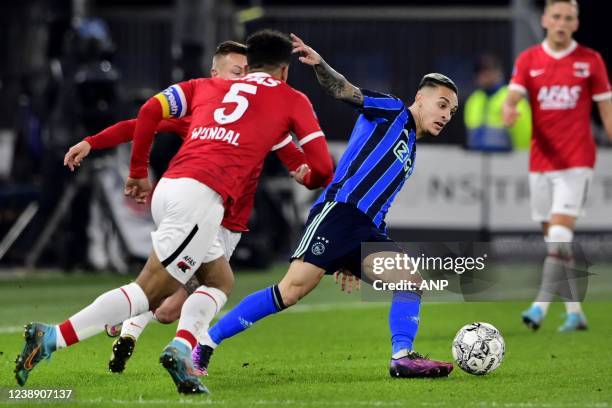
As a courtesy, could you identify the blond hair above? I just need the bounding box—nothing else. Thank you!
[546,0,579,13]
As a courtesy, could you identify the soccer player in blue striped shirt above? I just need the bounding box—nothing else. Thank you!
[196,34,459,380]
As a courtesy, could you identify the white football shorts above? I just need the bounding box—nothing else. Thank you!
[202,226,242,264]
[529,167,593,223]
[150,177,224,284]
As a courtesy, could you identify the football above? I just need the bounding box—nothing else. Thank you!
[451,322,505,375]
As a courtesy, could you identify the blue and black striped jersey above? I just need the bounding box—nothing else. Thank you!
[313,89,416,231]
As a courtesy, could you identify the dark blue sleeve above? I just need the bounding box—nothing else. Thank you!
[358,89,406,120]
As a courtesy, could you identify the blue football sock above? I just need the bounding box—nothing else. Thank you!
[388,291,421,355]
[208,285,285,346]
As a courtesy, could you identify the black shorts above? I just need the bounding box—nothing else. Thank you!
[290,201,397,276]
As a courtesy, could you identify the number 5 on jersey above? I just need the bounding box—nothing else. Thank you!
[214,83,258,125]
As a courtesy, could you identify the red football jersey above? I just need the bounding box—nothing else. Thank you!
[131,72,325,206]
[509,41,611,172]
[88,111,323,232]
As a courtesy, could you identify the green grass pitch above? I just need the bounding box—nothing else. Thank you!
[0,266,610,407]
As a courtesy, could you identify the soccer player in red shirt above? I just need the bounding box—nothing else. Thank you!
[503,0,612,332]
[63,40,329,375]
[15,30,333,393]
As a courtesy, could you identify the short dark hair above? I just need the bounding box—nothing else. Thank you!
[214,41,247,57]
[418,73,458,96]
[246,29,292,69]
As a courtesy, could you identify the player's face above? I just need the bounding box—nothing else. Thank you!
[211,53,247,79]
[417,86,458,136]
[542,3,579,47]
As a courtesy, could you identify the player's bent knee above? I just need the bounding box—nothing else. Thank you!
[204,272,234,297]
[278,261,325,307]
[135,251,184,309]
[547,224,574,255]
[278,282,316,307]
[154,307,180,324]
[198,257,235,296]
[278,280,305,307]
[154,287,188,323]
[279,287,301,307]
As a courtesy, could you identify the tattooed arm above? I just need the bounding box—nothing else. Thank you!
[312,60,364,106]
[291,33,363,107]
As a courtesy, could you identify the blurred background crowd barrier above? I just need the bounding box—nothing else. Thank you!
[0,0,610,273]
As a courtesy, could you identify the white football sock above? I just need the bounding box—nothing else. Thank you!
[55,330,67,349]
[121,311,155,340]
[199,331,219,349]
[533,301,550,315]
[565,302,583,314]
[56,282,149,348]
[533,235,553,315]
[175,286,227,350]
[534,226,575,317]
[392,349,409,359]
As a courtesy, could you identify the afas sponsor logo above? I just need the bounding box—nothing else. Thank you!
[537,85,581,110]
[177,261,191,273]
[244,76,281,87]
[177,255,196,273]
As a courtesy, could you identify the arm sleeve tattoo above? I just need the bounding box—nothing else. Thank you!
[313,59,364,107]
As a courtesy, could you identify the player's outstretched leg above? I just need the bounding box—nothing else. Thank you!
[194,284,273,376]
[387,291,453,378]
[198,260,324,371]
[206,260,323,345]
[14,251,180,386]
[14,281,150,386]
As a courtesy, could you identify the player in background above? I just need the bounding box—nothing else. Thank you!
[195,34,458,380]
[63,40,331,375]
[15,30,334,394]
[503,0,612,332]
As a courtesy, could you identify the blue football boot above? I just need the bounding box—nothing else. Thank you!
[522,305,544,331]
[558,312,588,332]
[14,323,57,386]
[160,340,209,394]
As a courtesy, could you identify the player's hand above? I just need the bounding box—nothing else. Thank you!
[291,33,322,66]
[124,177,151,204]
[334,268,360,294]
[502,103,520,128]
[64,141,92,171]
[290,163,311,185]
